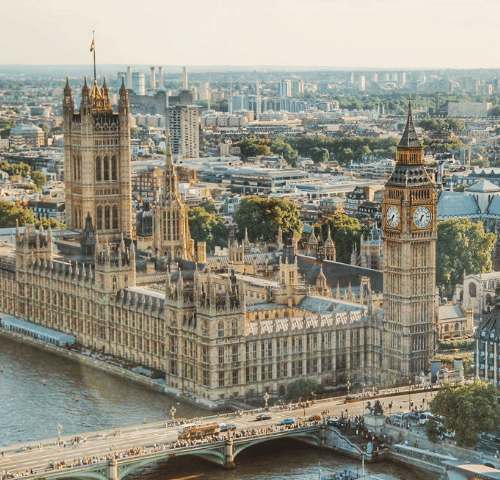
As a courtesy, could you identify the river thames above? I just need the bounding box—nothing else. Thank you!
[0,335,437,480]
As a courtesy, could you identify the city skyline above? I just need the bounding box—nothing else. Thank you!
[2,0,500,69]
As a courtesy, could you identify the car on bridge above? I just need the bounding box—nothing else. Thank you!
[219,423,236,432]
[281,417,296,425]
[255,414,272,421]
[326,417,343,427]
[308,414,322,422]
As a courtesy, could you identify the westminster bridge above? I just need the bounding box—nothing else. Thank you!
[0,388,446,480]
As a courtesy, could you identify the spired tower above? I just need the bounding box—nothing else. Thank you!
[63,76,132,242]
[382,98,437,384]
[153,137,194,261]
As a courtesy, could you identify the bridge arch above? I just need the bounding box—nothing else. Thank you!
[117,447,227,479]
[42,470,108,480]
[233,430,321,460]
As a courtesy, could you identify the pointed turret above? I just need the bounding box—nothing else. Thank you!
[398,95,422,150]
[63,76,74,117]
[80,76,91,114]
[119,75,129,116]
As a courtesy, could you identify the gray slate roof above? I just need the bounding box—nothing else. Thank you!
[437,191,480,219]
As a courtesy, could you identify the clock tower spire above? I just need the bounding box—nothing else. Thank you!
[382,96,437,384]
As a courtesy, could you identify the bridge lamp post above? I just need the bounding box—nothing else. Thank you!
[263,392,270,410]
[57,424,63,444]
[170,405,177,421]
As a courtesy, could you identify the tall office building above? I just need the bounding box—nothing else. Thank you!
[382,99,437,383]
[63,76,132,242]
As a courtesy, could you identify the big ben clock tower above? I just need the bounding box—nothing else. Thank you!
[382,98,437,384]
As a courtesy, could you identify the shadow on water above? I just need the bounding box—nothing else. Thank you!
[127,439,440,480]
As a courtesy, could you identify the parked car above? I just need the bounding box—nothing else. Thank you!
[255,414,272,421]
[281,417,296,425]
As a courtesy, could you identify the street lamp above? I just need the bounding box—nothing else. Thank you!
[57,424,63,444]
[346,380,351,396]
[408,379,412,412]
[170,405,177,421]
[263,392,270,410]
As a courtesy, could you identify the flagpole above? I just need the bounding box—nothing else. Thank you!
[92,31,96,82]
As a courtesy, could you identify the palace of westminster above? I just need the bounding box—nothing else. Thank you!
[0,76,443,407]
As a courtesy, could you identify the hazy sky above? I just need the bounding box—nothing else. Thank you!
[2,0,499,68]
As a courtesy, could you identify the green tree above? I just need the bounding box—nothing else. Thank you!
[309,147,330,164]
[270,139,299,166]
[30,171,47,189]
[188,206,228,253]
[453,184,467,192]
[199,200,218,213]
[286,378,319,401]
[238,138,271,157]
[436,219,496,289]
[233,196,302,244]
[35,217,65,230]
[318,215,369,263]
[430,379,500,447]
[0,161,31,177]
[0,200,36,228]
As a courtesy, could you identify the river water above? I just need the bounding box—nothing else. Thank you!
[0,335,438,480]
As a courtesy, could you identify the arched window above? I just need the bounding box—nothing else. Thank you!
[96,206,103,230]
[112,205,118,230]
[218,321,224,338]
[103,156,109,181]
[232,319,238,336]
[104,206,110,230]
[111,156,117,181]
[444,324,448,332]
[95,157,101,181]
[455,323,460,331]
[469,282,477,298]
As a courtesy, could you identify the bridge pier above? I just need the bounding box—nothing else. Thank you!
[224,439,236,469]
[108,459,118,480]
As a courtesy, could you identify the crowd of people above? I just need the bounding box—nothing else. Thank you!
[0,419,325,480]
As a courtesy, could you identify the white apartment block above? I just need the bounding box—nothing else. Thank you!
[167,105,199,158]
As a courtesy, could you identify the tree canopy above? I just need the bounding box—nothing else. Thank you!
[0,160,31,177]
[315,215,369,263]
[309,147,330,164]
[30,171,47,189]
[418,118,466,133]
[233,196,302,244]
[430,380,500,447]
[286,378,319,401]
[188,205,228,253]
[436,219,496,289]
[0,200,36,228]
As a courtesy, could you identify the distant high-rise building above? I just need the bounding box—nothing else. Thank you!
[199,81,210,101]
[132,72,146,96]
[359,75,366,92]
[167,101,199,158]
[292,80,305,95]
[182,67,189,90]
[278,79,292,97]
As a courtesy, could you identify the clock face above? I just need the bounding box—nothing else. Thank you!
[386,206,400,228]
[413,206,431,228]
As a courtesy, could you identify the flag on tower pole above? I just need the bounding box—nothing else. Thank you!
[90,31,96,82]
